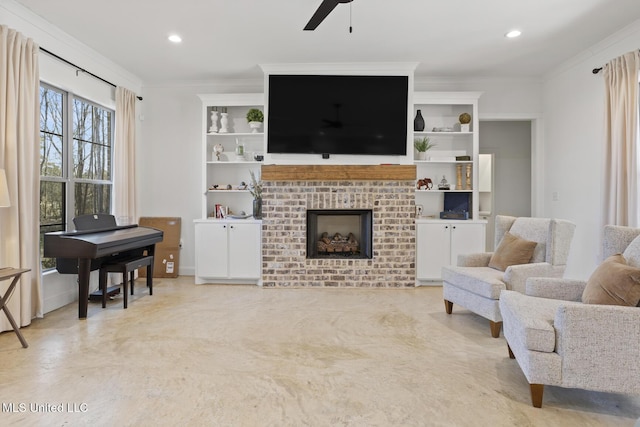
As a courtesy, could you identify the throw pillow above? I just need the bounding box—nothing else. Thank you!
[582,253,640,306]
[488,232,537,271]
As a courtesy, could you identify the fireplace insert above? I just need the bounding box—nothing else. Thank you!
[306,209,373,259]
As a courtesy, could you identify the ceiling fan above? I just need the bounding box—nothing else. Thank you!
[304,0,353,31]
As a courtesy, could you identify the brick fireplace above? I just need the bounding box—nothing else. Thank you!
[260,165,416,287]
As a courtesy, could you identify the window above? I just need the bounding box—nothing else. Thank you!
[39,84,114,269]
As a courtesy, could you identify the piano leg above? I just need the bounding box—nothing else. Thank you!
[78,258,91,318]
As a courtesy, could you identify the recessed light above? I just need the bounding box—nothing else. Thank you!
[505,30,521,38]
[168,34,182,43]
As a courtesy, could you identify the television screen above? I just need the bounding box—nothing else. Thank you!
[267,75,408,155]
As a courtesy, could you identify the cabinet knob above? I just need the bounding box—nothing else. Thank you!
[230,225,234,229]
[445,225,449,229]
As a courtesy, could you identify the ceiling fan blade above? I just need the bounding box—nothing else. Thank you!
[304,0,345,31]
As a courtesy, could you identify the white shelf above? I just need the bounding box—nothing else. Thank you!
[198,93,264,219]
[415,189,473,193]
[415,131,473,136]
[207,190,252,194]
[206,161,263,165]
[415,160,473,164]
[413,91,481,221]
[207,132,263,137]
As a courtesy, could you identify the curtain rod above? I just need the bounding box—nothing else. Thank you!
[40,47,143,101]
[592,49,640,74]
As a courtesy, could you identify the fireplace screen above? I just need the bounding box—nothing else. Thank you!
[306,209,373,259]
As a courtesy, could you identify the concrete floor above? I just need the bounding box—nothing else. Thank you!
[1,277,639,426]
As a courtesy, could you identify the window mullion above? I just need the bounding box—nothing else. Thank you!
[65,91,74,231]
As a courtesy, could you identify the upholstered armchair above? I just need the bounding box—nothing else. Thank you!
[442,215,576,337]
[499,225,640,407]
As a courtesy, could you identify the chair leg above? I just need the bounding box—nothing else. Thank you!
[130,271,135,295]
[489,321,502,338]
[530,384,544,408]
[444,300,453,314]
[122,272,128,309]
[507,344,515,359]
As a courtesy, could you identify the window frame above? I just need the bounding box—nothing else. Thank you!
[39,82,115,270]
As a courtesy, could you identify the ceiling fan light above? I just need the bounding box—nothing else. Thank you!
[505,30,522,38]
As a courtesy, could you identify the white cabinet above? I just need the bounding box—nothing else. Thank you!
[194,220,262,285]
[416,220,486,281]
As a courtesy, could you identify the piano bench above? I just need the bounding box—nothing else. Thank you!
[98,255,154,309]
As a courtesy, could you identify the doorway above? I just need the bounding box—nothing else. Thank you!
[479,121,532,250]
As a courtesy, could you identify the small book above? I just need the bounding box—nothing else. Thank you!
[456,155,471,161]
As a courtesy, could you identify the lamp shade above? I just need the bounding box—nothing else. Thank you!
[0,169,11,207]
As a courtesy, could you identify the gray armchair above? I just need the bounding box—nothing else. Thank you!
[499,225,640,407]
[442,215,576,337]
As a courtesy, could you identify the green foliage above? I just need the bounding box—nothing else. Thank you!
[249,170,262,199]
[246,108,264,123]
[414,137,436,152]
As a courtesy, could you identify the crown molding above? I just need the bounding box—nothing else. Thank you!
[1,0,143,90]
[544,18,640,80]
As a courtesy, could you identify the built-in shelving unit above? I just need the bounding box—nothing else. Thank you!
[195,94,264,285]
[413,92,487,283]
[196,94,264,219]
[413,92,482,220]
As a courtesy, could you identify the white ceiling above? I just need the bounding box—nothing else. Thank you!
[14,0,640,84]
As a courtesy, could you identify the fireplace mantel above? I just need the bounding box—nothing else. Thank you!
[261,164,416,181]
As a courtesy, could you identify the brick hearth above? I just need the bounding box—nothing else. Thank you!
[261,165,416,287]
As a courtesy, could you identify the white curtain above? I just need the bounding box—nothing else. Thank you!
[602,50,640,227]
[113,87,137,224]
[0,25,42,331]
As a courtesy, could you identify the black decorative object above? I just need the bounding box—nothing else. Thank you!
[253,198,263,219]
[414,110,425,132]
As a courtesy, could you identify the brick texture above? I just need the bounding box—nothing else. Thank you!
[262,179,416,287]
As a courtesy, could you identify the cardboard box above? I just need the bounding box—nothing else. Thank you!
[139,217,181,278]
[139,246,181,278]
[139,217,181,247]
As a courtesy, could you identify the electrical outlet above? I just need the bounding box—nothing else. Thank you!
[416,205,423,217]
[552,191,559,202]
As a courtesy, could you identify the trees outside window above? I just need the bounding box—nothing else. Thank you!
[39,84,113,269]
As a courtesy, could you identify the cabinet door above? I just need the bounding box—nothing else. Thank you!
[228,223,261,279]
[416,223,452,280]
[450,223,486,265]
[195,222,229,279]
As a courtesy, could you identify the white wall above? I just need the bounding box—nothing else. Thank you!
[543,19,640,280]
[1,0,144,313]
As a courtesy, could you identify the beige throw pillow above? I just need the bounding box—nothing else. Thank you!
[582,254,640,306]
[488,232,537,271]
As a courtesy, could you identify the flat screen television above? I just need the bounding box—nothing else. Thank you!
[267,74,408,155]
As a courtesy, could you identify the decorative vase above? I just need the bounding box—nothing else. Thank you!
[414,110,425,132]
[235,139,245,161]
[252,198,263,219]
[209,109,219,133]
[248,121,262,133]
[416,151,426,161]
[219,112,229,133]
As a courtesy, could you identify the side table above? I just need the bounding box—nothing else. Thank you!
[0,268,30,348]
